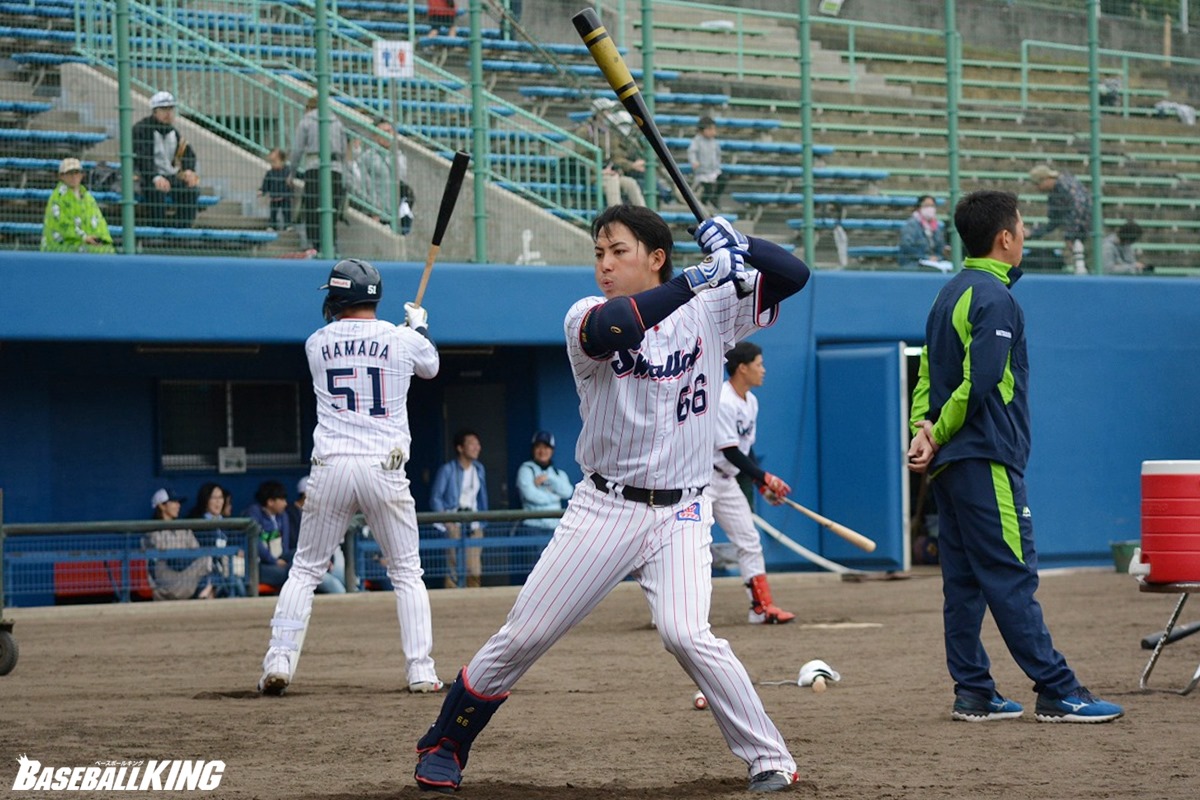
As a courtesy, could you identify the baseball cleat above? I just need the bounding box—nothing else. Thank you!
[748,605,796,624]
[748,770,798,792]
[414,745,462,793]
[258,673,289,696]
[409,680,445,694]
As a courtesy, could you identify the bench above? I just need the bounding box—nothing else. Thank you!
[418,35,626,57]
[0,221,277,243]
[0,100,54,115]
[0,2,73,17]
[519,86,729,108]
[0,25,76,43]
[11,52,89,65]
[400,124,567,143]
[846,245,901,259]
[653,114,780,131]
[787,218,906,231]
[281,70,466,91]
[0,129,107,146]
[482,60,679,82]
[674,240,794,254]
[0,188,221,208]
[53,559,153,603]
[359,99,515,117]
[0,157,97,171]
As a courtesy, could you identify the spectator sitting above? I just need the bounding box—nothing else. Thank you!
[897,194,952,272]
[571,98,646,209]
[1103,219,1148,274]
[132,91,201,228]
[259,148,293,232]
[187,483,246,598]
[516,431,574,530]
[430,428,488,588]
[245,480,345,594]
[688,116,727,211]
[145,488,215,601]
[40,157,115,254]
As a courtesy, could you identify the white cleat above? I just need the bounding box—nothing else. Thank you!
[408,679,445,694]
[258,672,289,696]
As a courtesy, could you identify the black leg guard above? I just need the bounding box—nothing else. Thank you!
[414,668,508,792]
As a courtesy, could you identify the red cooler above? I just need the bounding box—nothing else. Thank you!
[1140,460,1200,583]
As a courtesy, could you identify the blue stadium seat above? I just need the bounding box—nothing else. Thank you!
[663,139,837,158]
[0,25,76,43]
[847,245,902,258]
[419,35,625,57]
[0,157,97,171]
[658,211,738,224]
[674,240,794,254]
[654,114,780,131]
[403,125,567,143]
[0,100,54,114]
[282,70,465,91]
[0,3,74,18]
[362,99,515,116]
[11,52,89,65]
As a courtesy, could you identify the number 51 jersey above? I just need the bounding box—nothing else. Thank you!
[307,317,439,460]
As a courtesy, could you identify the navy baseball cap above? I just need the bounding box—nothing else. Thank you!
[531,430,555,448]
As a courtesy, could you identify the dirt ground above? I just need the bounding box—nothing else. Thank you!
[2,568,1197,799]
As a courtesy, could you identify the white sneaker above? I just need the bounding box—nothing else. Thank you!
[408,679,445,694]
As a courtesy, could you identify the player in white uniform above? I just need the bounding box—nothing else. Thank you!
[413,208,811,794]
[710,341,796,624]
[258,258,444,696]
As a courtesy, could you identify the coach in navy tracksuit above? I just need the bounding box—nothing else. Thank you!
[907,190,1122,724]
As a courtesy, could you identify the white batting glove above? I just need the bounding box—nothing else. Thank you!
[683,249,742,295]
[404,302,429,331]
[694,215,749,255]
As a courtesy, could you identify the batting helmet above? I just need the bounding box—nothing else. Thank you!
[321,258,382,322]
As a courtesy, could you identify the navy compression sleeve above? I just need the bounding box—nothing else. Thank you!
[721,446,766,484]
[580,275,695,357]
[747,237,810,309]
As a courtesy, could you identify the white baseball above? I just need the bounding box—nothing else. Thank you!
[693,690,708,710]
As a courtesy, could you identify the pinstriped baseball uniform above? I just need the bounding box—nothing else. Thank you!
[260,316,441,688]
[709,381,766,578]
[465,275,795,777]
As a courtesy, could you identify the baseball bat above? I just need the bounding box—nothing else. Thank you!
[780,497,877,553]
[414,150,471,308]
[571,8,706,223]
[1141,620,1200,650]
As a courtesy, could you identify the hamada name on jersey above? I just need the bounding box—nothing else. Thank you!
[713,380,757,475]
[306,318,438,459]
[565,276,775,490]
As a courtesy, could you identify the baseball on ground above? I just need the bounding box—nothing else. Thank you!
[693,690,708,710]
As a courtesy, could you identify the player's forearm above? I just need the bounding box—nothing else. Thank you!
[747,237,810,308]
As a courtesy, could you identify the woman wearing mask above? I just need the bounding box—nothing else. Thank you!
[897,195,951,271]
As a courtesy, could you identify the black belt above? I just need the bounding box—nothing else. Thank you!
[589,473,702,508]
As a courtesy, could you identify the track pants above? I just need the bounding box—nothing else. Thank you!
[931,459,1079,700]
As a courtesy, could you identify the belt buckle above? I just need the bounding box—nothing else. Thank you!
[647,488,657,507]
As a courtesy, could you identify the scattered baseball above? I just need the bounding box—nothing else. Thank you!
[693,690,708,710]
[811,675,827,693]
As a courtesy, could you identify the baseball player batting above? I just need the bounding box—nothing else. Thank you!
[709,341,795,624]
[258,258,444,696]
[413,209,812,794]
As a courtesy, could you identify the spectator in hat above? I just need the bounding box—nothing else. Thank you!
[571,97,646,209]
[40,157,115,254]
[145,488,216,601]
[1102,219,1148,274]
[1025,164,1092,274]
[688,116,727,211]
[516,430,574,530]
[132,91,201,228]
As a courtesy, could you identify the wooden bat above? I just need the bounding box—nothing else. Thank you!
[1141,620,1200,650]
[414,150,471,308]
[571,8,706,222]
[780,497,877,553]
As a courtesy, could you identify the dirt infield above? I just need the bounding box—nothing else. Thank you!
[2,568,1197,799]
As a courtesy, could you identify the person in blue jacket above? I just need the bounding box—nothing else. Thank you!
[515,430,574,530]
[245,480,344,594]
[430,429,488,587]
[907,189,1122,725]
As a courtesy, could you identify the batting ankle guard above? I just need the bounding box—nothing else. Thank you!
[265,614,310,680]
[416,668,508,770]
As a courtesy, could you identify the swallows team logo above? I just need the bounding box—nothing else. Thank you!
[611,339,702,381]
[675,502,702,522]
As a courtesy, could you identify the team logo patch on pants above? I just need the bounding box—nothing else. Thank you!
[675,502,702,522]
